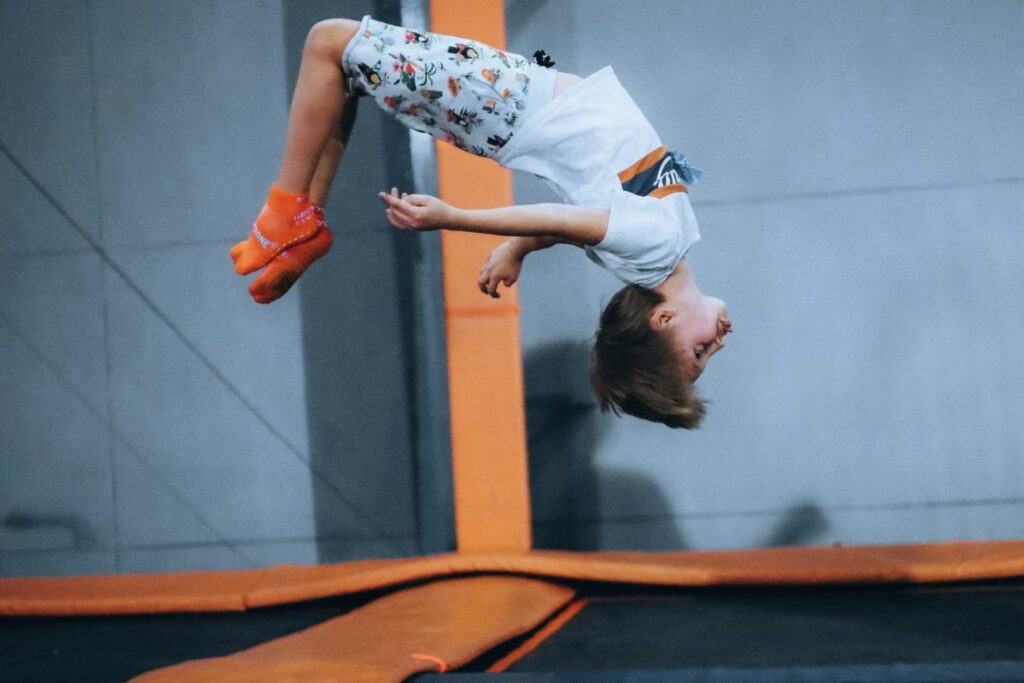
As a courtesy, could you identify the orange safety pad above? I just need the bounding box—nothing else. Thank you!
[445,314,531,553]
[431,0,532,554]
[0,567,269,616]
[5,540,1024,617]
[130,575,575,683]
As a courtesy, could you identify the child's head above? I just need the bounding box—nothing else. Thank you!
[590,283,730,429]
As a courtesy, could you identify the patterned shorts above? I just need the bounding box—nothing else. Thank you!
[341,15,556,159]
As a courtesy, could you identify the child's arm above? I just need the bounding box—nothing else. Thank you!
[477,236,567,298]
[378,189,608,246]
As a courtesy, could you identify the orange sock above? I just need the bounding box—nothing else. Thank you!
[230,184,321,275]
[248,205,333,304]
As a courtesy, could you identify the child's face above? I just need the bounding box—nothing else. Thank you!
[665,296,731,381]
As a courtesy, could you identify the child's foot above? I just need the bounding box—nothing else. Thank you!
[248,206,333,304]
[230,184,321,275]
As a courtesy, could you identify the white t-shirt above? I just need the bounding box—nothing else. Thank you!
[495,66,700,288]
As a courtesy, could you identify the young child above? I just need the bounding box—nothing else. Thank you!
[231,15,731,428]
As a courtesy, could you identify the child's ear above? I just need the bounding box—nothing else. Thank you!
[650,306,675,329]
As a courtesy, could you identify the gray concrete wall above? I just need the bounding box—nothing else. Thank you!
[0,0,441,577]
[507,0,1024,550]
[2,0,1020,577]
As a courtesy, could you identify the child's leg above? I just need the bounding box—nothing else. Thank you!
[247,101,358,304]
[309,96,359,206]
[231,19,361,276]
[275,19,361,194]
[343,17,545,158]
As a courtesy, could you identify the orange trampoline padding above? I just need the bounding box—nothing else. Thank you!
[431,0,533,555]
[446,313,531,553]
[129,575,574,683]
[0,566,267,615]
[4,540,1024,617]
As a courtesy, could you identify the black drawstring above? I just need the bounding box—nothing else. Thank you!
[532,49,556,68]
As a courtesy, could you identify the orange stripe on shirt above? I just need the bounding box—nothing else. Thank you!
[617,145,669,184]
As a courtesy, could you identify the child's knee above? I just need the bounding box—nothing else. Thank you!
[305,18,360,62]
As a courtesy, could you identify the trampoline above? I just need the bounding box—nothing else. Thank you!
[4,2,1024,682]
[4,542,1024,682]
[423,579,1024,681]
[2,590,383,683]
[5,574,1024,682]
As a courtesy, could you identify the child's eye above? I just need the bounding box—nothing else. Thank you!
[694,346,705,359]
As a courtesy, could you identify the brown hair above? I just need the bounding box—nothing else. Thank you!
[590,284,706,429]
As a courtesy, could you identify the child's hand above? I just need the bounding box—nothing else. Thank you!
[378,187,453,231]
[478,241,523,298]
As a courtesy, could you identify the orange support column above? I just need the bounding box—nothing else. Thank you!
[431,0,532,553]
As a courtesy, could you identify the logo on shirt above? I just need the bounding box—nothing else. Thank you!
[618,146,687,199]
[655,156,683,188]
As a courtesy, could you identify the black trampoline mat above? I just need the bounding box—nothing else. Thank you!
[0,589,386,683]
[6,579,1024,682]
[418,660,1024,682]
[492,580,1024,672]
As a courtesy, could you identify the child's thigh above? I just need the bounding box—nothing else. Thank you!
[342,16,543,158]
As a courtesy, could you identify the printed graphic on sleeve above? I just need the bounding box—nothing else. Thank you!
[618,146,689,198]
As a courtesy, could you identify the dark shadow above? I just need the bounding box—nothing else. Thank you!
[3,511,96,550]
[760,501,830,547]
[524,340,688,551]
[524,342,831,552]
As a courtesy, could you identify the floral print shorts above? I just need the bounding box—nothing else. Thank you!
[341,15,555,159]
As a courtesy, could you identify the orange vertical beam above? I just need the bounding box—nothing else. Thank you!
[430,0,532,553]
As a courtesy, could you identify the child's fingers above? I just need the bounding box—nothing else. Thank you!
[478,265,493,294]
[386,208,412,230]
[487,276,501,297]
[379,190,407,207]
[404,194,433,206]
[392,209,414,230]
[379,192,416,220]
[385,191,417,214]
[386,187,415,205]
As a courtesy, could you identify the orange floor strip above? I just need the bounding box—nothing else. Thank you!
[5,540,1024,617]
[410,653,449,673]
[130,575,574,683]
[431,0,533,554]
[487,598,589,672]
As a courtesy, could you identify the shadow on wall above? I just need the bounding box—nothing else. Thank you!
[523,341,830,551]
[2,512,96,551]
[762,503,829,548]
[524,339,688,551]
